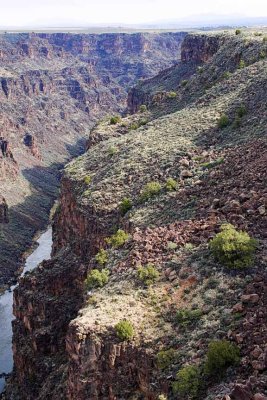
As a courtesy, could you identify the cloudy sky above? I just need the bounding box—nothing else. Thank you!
[0,0,266,27]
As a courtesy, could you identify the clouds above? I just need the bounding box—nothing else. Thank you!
[0,0,266,27]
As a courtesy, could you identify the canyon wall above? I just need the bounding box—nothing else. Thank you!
[0,31,186,286]
[4,31,267,400]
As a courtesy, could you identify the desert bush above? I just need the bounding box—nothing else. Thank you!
[137,263,159,286]
[85,268,109,289]
[139,104,147,113]
[165,177,178,191]
[263,36,267,43]
[156,348,177,369]
[129,122,139,130]
[201,158,224,169]
[140,181,162,202]
[84,175,91,185]
[235,29,241,35]
[232,116,241,128]
[119,197,133,215]
[106,229,129,248]
[237,105,247,118]
[204,340,240,376]
[95,248,108,265]
[218,114,229,129]
[172,365,201,399]
[176,309,202,328]
[115,320,134,340]
[108,146,119,156]
[238,59,246,69]
[167,91,177,98]
[110,115,121,125]
[259,50,266,59]
[181,79,188,87]
[209,223,257,269]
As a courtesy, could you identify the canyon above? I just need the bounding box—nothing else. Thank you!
[0,29,267,400]
[0,31,185,286]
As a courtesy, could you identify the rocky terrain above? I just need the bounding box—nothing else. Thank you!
[2,29,267,399]
[0,31,185,286]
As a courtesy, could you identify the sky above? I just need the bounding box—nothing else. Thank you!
[0,0,266,27]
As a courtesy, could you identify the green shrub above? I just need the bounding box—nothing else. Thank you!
[140,181,162,202]
[83,175,91,185]
[167,91,177,98]
[95,248,108,265]
[237,105,247,118]
[235,29,241,35]
[85,268,109,289]
[218,114,229,129]
[201,158,224,169]
[209,223,257,269]
[222,71,231,80]
[263,36,267,43]
[176,309,202,328]
[137,263,159,286]
[115,320,134,340]
[139,119,148,126]
[108,146,119,156]
[197,66,204,74]
[238,59,246,69]
[156,348,177,370]
[259,50,266,59]
[204,340,240,376]
[181,79,188,87]
[139,104,147,113]
[165,177,178,191]
[172,365,201,399]
[129,122,139,130]
[119,197,133,215]
[106,229,129,248]
[110,115,121,125]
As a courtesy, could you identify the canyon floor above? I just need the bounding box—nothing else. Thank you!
[1,29,267,399]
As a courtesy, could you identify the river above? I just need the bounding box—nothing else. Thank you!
[0,228,53,393]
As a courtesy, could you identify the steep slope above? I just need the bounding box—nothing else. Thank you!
[5,30,267,399]
[0,31,185,286]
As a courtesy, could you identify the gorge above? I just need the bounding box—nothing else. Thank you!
[0,29,267,400]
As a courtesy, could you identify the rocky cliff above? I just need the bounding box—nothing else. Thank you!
[0,31,186,286]
[4,30,267,399]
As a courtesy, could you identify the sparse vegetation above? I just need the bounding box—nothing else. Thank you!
[95,248,108,265]
[237,105,247,118]
[85,268,109,290]
[140,181,162,202]
[106,229,129,248]
[209,223,257,269]
[176,309,202,328]
[115,320,134,341]
[165,177,178,191]
[235,29,242,35]
[167,91,177,98]
[137,263,159,286]
[201,158,224,169]
[156,348,177,370]
[139,104,147,113]
[110,115,121,125]
[181,79,188,87]
[238,59,246,69]
[108,146,119,156]
[218,114,229,129]
[83,175,91,185]
[119,197,133,215]
[204,340,240,376]
[172,365,201,399]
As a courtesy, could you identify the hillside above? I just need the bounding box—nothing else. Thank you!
[0,31,185,287]
[3,30,267,399]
